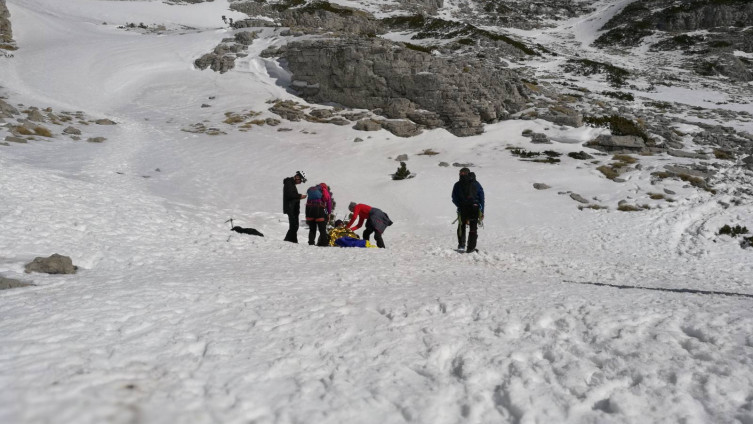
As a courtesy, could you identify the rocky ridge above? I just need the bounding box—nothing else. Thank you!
[267,37,529,136]
[595,0,753,82]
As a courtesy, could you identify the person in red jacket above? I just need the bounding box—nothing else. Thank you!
[346,202,393,248]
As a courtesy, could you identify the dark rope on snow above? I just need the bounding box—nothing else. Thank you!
[563,280,753,299]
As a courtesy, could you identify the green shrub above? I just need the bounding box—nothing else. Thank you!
[563,59,630,87]
[719,224,749,237]
[392,162,411,180]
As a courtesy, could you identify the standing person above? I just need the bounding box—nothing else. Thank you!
[282,171,307,243]
[346,202,392,248]
[452,168,484,253]
[305,183,333,246]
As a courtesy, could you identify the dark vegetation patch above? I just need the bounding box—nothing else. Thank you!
[562,59,629,87]
[602,91,634,101]
[594,25,654,47]
[651,34,706,51]
[392,162,412,180]
[584,115,648,141]
[507,147,561,164]
[403,42,435,54]
[381,15,539,56]
[718,224,749,237]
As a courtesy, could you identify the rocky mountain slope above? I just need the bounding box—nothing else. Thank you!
[3,0,753,205]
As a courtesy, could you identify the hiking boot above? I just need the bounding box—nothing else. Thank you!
[466,248,476,254]
[458,244,465,250]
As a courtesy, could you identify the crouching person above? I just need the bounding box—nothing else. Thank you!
[346,202,393,248]
[328,220,375,248]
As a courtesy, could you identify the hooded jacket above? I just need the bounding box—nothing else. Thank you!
[283,177,301,215]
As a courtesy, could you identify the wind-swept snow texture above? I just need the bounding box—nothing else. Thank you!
[1,1,753,424]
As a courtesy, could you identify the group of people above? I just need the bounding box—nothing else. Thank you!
[283,171,393,248]
[282,167,485,253]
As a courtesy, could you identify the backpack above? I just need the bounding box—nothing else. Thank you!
[307,185,323,201]
[459,179,478,206]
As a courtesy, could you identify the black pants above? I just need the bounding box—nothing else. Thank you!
[307,220,328,246]
[284,213,299,243]
[363,219,385,248]
[458,205,479,252]
[305,205,328,246]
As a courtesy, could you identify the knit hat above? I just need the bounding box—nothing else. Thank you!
[348,202,356,211]
[294,171,307,183]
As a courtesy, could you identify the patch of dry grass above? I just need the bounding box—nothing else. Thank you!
[33,126,53,137]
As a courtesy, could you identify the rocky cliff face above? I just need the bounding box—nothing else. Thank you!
[0,0,12,44]
[595,0,753,81]
[272,38,529,136]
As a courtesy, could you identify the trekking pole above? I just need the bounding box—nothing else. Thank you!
[225,218,234,242]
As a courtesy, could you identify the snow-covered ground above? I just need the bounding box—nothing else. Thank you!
[1,1,753,423]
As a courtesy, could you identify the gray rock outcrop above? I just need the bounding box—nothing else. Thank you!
[279,2,383,36]
[0,0,12,44]
[0,277,32,290]
[24,254,77,274]
[0,97,18,117]
[587,134,646,153]
[276,38,528,136]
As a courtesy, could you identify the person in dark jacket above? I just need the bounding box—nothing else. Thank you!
[452,168,485,253]
[282,171,307,243]
[346,202,393,248]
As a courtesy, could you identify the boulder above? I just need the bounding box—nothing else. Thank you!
[587,134,646,153]
[95,118,117,125]
[381,120,422,137]
[234,31,258,46]
[570,193,589,204]
[667,149,708,159]
[269,102,305,121]
[5,135,26,143]
[541,105,583,128]
[0,98,18,117]
[530,133,551,144]
[24,254,77,274]
[194,52,236,73]
[533,183,551,190]
[0,277,32,290]
[354,119,382,131]
[27,109,46,122]
[63,126,81,135]
[309,108,334,119]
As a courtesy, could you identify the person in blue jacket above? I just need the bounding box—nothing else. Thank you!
[452,168,484,253]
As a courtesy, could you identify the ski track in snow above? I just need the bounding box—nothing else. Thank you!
[1,1,753,423]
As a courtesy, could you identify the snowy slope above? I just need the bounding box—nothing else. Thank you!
[1,1,753,423]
